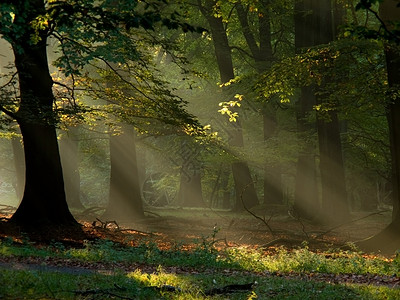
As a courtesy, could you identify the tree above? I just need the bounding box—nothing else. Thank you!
[198,0,259,210]
[177,138,205,207]
[312,0,349,223]
[293,0,319,220]
[0,0,78,229]
[0,0,203,230]
[235,1,283,206]
[290,0,350,223]
[103,125,144,221]
[357,0,400,252]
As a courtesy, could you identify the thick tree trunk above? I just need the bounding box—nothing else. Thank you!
[316,108,349,222]
[9,3,78,229]
[357,0,400,253]
[103,126,144,221]
[200,0,259,210]
[178,173,205,207]
[11,123,77,227]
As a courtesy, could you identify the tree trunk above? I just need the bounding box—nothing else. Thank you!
[199,0,259,210]
[316,108,349,221]
[178,173,205,207]
[293,1,319,219]
[9,2,78,229]
[263,107,283,204]
[314,0,349,222]
[11,123,78,228]
[236,1,283,205]
[293,0,349,222]
[103,126,145,221]
[59,126,84,209]
[178,140,205,207]
[357,0,400,253]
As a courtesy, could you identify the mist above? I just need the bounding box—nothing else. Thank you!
[0,1,396,254]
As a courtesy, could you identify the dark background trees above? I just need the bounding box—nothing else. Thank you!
[0,0,399,253]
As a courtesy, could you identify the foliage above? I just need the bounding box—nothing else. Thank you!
[0,1,207,135]
[255,36,390,186]
[351,0,400,43]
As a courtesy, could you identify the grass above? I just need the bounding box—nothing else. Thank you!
[1,235,400,299]
[1,267,399,299]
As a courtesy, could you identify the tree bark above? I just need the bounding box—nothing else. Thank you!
[8,0,78,229]
[357,0,400,253]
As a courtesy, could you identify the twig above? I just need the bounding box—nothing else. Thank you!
[94,218,120,229]
[288,211,310,240]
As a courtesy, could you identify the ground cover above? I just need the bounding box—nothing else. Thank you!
[0,207,399,299]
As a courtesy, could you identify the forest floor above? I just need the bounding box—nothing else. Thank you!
[76,206,393,252]
[0,205,393,251]
[1,206,399,298]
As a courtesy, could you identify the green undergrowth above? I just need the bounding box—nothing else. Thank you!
[1,265,399,299]
[1,236,399,276]
[1,235,400,299]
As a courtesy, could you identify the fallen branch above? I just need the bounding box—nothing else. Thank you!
[92,218,152,235]
[93,218,120,229]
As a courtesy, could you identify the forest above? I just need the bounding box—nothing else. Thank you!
[1,0,400,299]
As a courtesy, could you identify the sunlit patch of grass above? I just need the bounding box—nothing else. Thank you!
[127,266,204,299]
[224,245,398,276]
